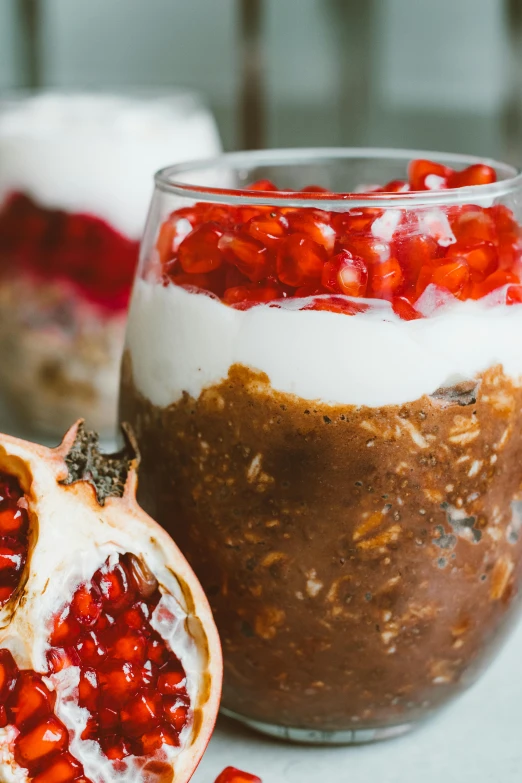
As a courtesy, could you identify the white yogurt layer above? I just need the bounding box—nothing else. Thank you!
[125,279,522,409]
[0,92,221,238]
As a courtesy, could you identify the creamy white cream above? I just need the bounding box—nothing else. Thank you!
[0,92,221,238]
[125,279,522,408]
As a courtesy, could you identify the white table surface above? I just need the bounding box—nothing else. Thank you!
[193,618,522,783]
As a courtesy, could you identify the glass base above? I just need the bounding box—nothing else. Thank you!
[220,706,414,745]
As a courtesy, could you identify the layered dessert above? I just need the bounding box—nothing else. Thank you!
[120,154,522,740]
[0,92,221,437]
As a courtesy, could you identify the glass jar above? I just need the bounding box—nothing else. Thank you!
[119,149,522,743]
[0,90,221,440]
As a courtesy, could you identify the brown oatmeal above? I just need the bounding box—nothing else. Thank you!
[120,354,522,732]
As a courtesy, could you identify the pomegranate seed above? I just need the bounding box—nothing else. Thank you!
[218,231,271,282]
[287,209,336,252]
[78,669,98,711]
[142,726,179,753]
[100,735,134,761]
[0,705,7,728]
[178,223,224,274]
[0,649,18,701]
[471,269,519,299]
[394,234,439,277]
[120,691,163,737]
[0,507,27,536]
[46,647,79,673]
[214,767,262,783]
[0,544,25,576]
[15,716,68,768]
[447,242,497,277]
[408,159,451,190]
[276,235,326,287]
[294,284,328,297]
[302,296,369,316]
[156,208,196,265]
[32,753,83,783]
[125,554,159,599]
[109,631,147,665]
[71,585,102,627]
[246,179,278,191]
[10,672,55,729]
[423,260,470,297]
[223,282,284,307]
[99,661,140,701]
[148,635,170,666]
[507,284,522,304]
[246,212,289,247]
[447,164,496,188]
[371,259,404,299]
[163,696,189,732]
[75,629,107,666]
[50,608,81,647]
[98,704,119,731]
[392,296,422,321]
[332,208,383,235]
[321,251,368,297]
[450,207,497,245]
[158,666,187,695]
[382,179,410,193]
[94,558,135,613]
[341,235,390,265]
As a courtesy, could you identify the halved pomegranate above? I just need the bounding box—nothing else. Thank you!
[0,422,222,782]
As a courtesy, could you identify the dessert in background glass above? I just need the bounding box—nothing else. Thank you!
[119,149,522,743]
[0,91,221,439]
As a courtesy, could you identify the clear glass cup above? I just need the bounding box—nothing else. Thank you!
[0,90,221,440]
[119,148,522,743]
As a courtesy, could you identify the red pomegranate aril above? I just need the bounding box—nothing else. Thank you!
[78,669,98,712]
[302,296,368,316]
[0,648,18,700]
[277,234,326,287]
[371,259,404,299]
[158,666,187,695]
[321,251,368,297]
[50,609,81,647]
[382,179,410,193]
[429,260,470,296]
[0,705,7,728]
[395,234,439,277]
[0,507,27,536]
[332,208,382,235]
[287,210,336,252]
[94,558,135,613]
[120,691,162,737]
[0,544,24,576]
[75,630,107,666]
[101,735,134,761]
[156,208,196,265]
[392,296,422,321]
[447,242,497,277]
[110,631,147,665]
[163,697,189,732]
[218,231,271,282]
[246,212,289,247]
[46,647,79,674]
[294,284,327,297]
[341,235,390,266]
[71,585,102,627]
[451,207,497,245]
[142,726,179,754]
[99,660,140,701]
[472,269,519,299]
[32,753,83,783]
[246,179,278,192]
[408,159,451,191]
[148,635,170,666]
[10,672,54,729]
[178,223,224,274]
[15,716,68,768]
[507,284,522,304]
[223,282,283,307]
[214,767,262,783]
[447,164,497,188]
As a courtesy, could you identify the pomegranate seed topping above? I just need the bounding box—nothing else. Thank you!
[218,231,271,282]
[246,212,289,247]
[471,269,519,300]
[507,284,522,304]
[154,157,516,315]
[321,251,368,297]
[0,648,18,701]
[215,767,262,783]
[15,716,69,767]
[178,223,224,273]
[447,164,496,188]
[371,259,404,299]
[288,209,336,252]
[302,296,369,316]
[277,235,326,286]
[408,159,451,191]
[392,296,422,321]
[32,753,83,783]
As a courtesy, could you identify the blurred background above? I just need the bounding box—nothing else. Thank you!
[1,0,521,162]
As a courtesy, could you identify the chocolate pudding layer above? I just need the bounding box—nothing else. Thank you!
[120,353,522,732]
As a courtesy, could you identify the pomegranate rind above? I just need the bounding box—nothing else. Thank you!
[0,420,222,783]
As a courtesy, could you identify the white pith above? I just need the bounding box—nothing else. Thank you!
[0,423,222,783]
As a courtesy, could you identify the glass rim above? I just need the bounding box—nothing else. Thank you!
[154,147,522,208]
